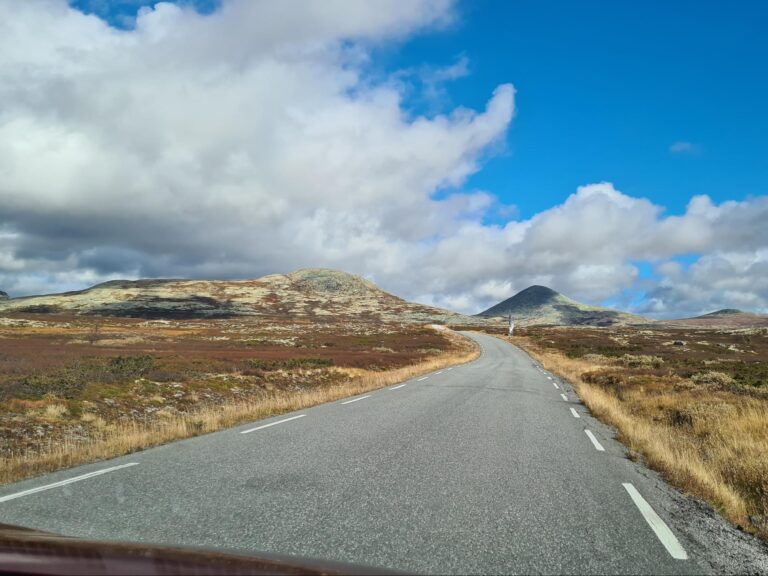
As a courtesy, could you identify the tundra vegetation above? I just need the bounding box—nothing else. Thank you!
[492,325,768,542]
[0,314,477,484]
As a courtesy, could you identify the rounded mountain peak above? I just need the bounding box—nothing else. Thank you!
[286,268,380,295]
[704,308,744,316]
[515,285,561,301]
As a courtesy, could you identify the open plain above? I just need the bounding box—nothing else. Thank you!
[0,313,477,484]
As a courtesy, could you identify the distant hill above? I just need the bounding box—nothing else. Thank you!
[663,308,768,329]
[477,285,649,327]
[0,268,481,324]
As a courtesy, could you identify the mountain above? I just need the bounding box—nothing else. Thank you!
[664,308,768,329]
[0,268,479,324]
[477,285,648,327]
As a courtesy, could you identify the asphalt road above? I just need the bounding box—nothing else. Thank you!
[0,333,761,574]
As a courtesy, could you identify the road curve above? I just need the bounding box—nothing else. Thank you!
[0,332,742,574]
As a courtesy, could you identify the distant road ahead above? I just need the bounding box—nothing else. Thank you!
[0,333,747,574]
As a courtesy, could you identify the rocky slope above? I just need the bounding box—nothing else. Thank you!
[0,268,480,324]
[477,285,649,327]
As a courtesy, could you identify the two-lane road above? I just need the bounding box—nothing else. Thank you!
[0,333,730,573]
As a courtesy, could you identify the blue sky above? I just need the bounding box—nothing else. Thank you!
[1,0,766,316]
[386,0,768,219]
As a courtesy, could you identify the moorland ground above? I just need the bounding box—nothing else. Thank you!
[0,314,477,484]
[473,324,768,542]
[5,308,768,546]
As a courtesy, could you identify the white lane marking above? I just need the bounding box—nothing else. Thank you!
[446,367,453,371]
[570,407,580,419]
[390,383,407,390]
[0,463,139,504]
[417,377,429,381]
[341,395,372,405]
[241,414,305,434]
[585,430,605,452]
[553,382,560,389]
[623,483,688,560]
[560,393,568,401]
[435,371,443,375]
[547,376,553,380]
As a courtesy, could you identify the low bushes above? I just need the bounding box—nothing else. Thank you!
[247,357,334,371]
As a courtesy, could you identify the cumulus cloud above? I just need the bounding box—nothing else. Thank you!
[0,0,513,292]
[0,1,765,318]
[643,250,768,317]
[409,184,768,316]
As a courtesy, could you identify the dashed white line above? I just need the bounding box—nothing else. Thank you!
[560,393,568,401]
[622,483,688,560]
[0,463,139,503]
[417,377,429,381]
[446,367,453,371]
[553,382,560,389]
[547,376,553,380]
[585,430,605,452]
[341,395,372,405]
[241,414,305,434]
[390,383,407,390]
[570,407,580,419]
[435,371,443,375]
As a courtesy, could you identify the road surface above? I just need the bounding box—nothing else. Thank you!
[0,333,762,574]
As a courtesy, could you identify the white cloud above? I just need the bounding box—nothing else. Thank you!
[405,184,768,316]
[0,0,514,296]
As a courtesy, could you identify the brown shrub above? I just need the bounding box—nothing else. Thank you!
[620,354,664,369]
[692,370,735,388]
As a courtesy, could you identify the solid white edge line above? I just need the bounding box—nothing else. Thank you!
[390,383,407,390]
[0,463,139,504]
[417,377,429,381]
[570,407,580,418]
[241,414,306,434]
[560,393,568,401]
[622,483,688,560]
[584,429,605,452]
[341,395,372,405]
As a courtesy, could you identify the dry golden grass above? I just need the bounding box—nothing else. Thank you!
[42,404,68,420]
[1,335,479,486]
[510,335,768,541]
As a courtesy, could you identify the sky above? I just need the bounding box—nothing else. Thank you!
[0,0,766,318]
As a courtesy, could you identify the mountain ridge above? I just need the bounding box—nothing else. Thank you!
[0,268,480,324]
[663,308,768,328]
